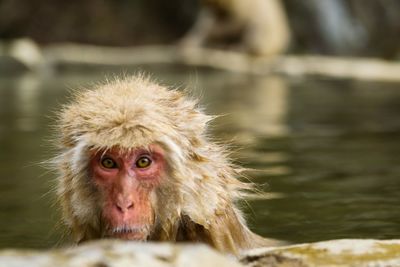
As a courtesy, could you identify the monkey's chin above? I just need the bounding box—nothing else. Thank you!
[111,232,147,241]
[108,226,149,241]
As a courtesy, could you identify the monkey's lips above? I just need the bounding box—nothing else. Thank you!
[108,225,150,240]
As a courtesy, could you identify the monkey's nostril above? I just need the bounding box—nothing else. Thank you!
[115,202,134,213]
[115,204,123,213]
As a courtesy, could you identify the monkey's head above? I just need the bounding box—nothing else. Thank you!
[56,75,255,252]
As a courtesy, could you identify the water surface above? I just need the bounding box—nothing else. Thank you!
[0,69,399,248]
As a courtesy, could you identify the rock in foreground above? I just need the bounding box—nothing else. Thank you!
[241,239,400,267]
[0,241,242,267]
[1,239,400,267]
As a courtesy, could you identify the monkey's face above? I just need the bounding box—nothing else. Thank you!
[89,145,166,241]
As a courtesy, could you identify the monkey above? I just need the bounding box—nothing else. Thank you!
[55,75,278,255]
[180,0,290,57]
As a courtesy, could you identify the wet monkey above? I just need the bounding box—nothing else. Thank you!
[55,75,278,255]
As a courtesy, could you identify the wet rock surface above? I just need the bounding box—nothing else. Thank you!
[1,239,400,267]
[241,239,400,267]
[0,241,242,267]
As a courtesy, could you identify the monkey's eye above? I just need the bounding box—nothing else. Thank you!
[136,156,152,168]
[101,158,117,169]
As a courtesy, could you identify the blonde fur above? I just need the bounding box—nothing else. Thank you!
[56,75,270,255]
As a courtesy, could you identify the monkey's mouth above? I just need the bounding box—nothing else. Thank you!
[108,225,150,240]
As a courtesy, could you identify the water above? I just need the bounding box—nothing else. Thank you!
[0,68,399,248]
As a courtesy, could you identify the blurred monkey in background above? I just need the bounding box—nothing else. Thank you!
[180,0,290,56]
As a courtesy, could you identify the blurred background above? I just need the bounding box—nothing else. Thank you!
[0,0,399,249]
[0,0,399,58]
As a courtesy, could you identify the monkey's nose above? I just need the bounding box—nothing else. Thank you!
[115,202,134,213]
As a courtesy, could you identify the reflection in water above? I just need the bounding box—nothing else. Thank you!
[214,76,289,138]
[0,71,399,248]
[199,75,292,179]
[197,74,289,140]
[230,76,292,180]
[15,74,41,132]
[233,76,289,137]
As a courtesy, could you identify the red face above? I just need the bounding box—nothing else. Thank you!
[89,145,165,240]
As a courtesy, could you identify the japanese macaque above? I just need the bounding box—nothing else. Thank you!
[55,75,276,255]
[180,0,290,56]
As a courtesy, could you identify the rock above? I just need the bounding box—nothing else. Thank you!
[240,239,400,267]
[0,240,243,267]
[7,38,44,69]
[1,239,400,267]
[0,38,44,73]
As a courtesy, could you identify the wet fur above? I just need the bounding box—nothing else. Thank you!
[55,75,271,255]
